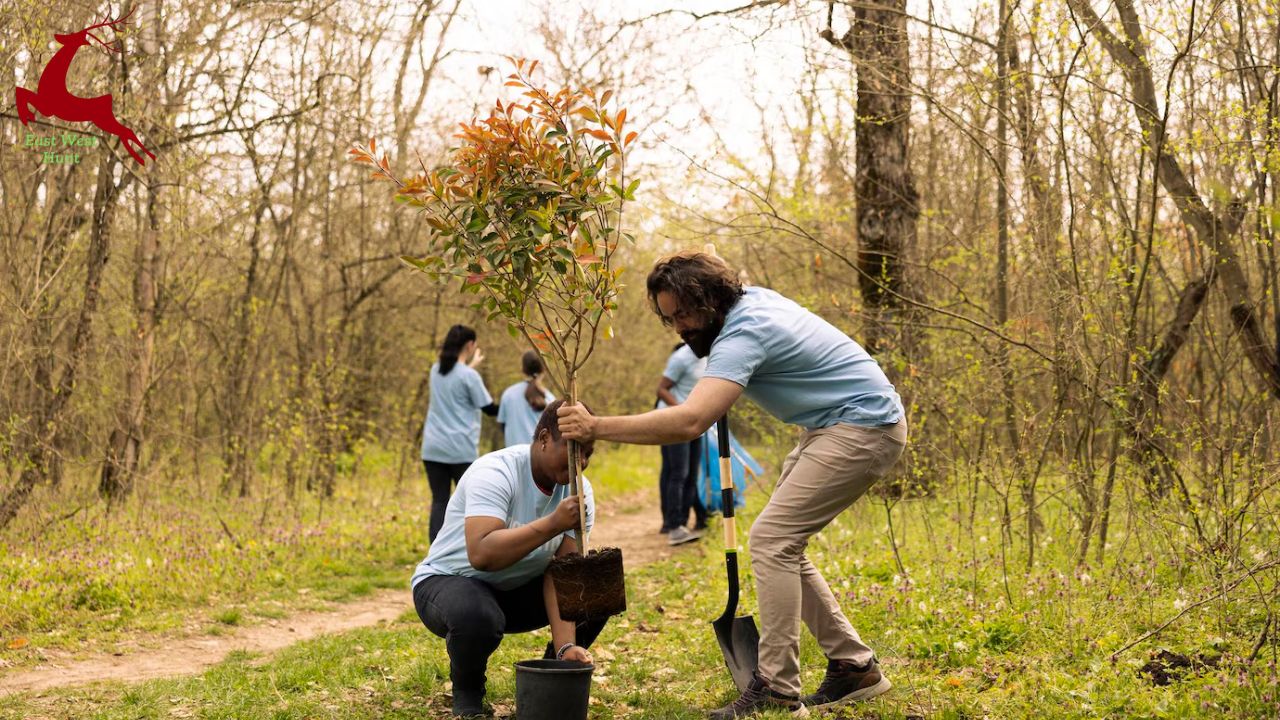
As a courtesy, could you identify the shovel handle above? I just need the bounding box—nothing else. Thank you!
[718,415,735,550]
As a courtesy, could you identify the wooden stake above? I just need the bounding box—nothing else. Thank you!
[567,373,589,554]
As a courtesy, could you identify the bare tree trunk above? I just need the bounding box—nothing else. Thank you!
[221,207,265,497]
[101,1,168,502]
[101,180,160,500]
[993,0,1036,563]
[995,0,1016,454]
[822,0,920,356]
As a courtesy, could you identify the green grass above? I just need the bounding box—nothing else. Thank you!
[4,446,1279,718]
[213,609,242,627]
[589,441,664,500]
[0,443,662,666]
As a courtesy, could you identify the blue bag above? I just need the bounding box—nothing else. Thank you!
[698,428,761,512]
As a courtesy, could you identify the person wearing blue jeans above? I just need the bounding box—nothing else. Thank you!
[411,401,606,718]
[657,342,708,545]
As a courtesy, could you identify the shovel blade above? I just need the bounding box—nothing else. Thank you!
[712,614,760,693]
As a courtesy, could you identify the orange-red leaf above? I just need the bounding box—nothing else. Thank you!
[624,131,638,146]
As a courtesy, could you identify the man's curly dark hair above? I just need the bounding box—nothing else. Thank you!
[645,251,744,324]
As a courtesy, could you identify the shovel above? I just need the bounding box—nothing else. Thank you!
[710,413,760,693]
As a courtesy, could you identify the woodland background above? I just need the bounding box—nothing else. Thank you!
[2,1,1279,717]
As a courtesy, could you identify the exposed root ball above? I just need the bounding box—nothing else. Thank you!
[548,547,626,622]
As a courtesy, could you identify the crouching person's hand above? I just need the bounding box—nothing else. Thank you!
[560,644,592,664]
[550,496,582,534]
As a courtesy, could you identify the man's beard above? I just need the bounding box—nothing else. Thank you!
[681,315,724,358]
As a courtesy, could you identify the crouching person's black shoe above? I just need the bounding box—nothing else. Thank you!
[708,672,809,718]
[799,657,891,710]
[451,684,493,718]
[452,703,494,719]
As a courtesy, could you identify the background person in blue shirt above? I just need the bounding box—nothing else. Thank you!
[421,324,498,542]
[411,400,602,718]
[496,350,555,447]
[656,341,708,546]
[558,252,906,718]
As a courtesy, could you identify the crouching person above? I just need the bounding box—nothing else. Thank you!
[411,400,603,718]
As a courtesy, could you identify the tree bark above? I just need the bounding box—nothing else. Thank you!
[101,179,160,500]
[822,0,920,356]
[220,206,265,497]
[101,1,168,501]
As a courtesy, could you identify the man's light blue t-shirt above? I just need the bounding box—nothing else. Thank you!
[657,344,706,409]
[411,445,595,591]
[421,362,493,463]
[496,381,555,447]
[704,286,904,429]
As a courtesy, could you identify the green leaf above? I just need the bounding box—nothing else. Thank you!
[466,212,488,233]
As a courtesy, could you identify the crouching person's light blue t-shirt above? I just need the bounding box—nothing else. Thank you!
[411,445,595,591]
[496,381,555,447]
[705,286,904,429]
[421,362,493,464]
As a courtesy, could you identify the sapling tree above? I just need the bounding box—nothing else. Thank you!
[351,58,639,551]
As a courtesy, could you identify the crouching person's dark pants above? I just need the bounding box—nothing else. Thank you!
[413,573,608,715]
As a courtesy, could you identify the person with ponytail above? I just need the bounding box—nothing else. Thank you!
[421,324,499,542]
[496,350,556,448]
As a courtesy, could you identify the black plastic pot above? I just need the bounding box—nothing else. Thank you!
[514,659,593,720]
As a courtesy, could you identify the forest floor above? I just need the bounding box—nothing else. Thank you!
[0,468,680,691]
[2,444,1278,719]
[0,482,678,696]
[0,589,407,694]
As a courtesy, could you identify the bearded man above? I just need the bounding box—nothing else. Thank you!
[558,251,906,718]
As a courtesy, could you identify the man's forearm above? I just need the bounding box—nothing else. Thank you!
[596,406,704,445]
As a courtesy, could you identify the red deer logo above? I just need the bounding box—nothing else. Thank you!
[15,8,155,166]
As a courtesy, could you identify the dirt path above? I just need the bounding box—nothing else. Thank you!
[0,485,682,696]
[587,484,681,567]
[0,589,408,695]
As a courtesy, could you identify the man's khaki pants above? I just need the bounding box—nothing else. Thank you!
[748,419,908,696]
